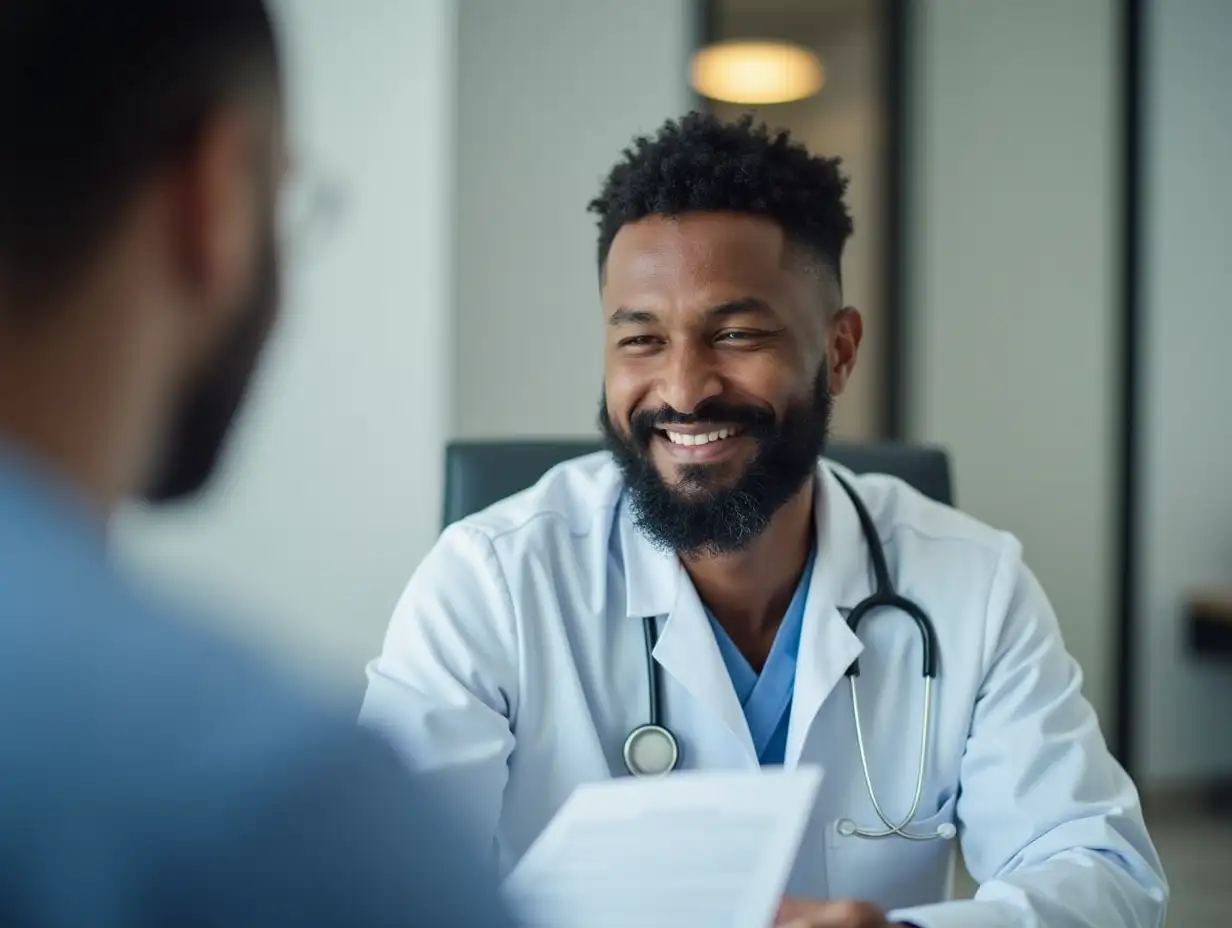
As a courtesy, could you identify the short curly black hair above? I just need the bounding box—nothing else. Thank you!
[588,111,853,286]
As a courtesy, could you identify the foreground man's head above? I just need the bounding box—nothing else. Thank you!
[0,0,284,508]
[590,113,864,557]
[0,6,525,927]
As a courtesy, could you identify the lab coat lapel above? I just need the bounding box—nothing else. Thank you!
[785,463,871,767]
[618,500,756,761]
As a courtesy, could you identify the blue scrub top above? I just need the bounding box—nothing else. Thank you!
[706,545,816,765]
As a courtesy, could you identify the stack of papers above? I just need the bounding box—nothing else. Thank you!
[502,767,822,928]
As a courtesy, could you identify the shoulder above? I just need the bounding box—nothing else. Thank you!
[824,462,1053,677]
[2,566,347,797]
[828,462,1025,606]
[383,451,622,657]
[0,530,482,920]
[432,449,624,565]
[0,508,342,806]
[831,462,1020,559]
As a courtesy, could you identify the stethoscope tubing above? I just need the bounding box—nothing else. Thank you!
[643,614,662,728]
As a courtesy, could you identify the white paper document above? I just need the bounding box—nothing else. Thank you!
[502,766,822,928]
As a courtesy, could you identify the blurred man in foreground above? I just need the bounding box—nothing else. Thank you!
[0,2,515,924]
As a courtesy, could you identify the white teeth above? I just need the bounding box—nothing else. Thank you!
[665,427,739,447]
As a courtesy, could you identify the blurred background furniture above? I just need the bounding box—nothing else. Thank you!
[1188,589,1232,658]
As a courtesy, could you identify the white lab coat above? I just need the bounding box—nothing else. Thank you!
[360,453,1167,927]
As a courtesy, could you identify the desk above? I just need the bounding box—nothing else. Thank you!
[1187,589,1232,657]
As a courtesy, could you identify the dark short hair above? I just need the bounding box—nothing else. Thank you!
[588,111,853,287]
[0,0,280,309]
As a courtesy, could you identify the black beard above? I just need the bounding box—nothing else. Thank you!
[598,369,832,557]
[142,220,279,504]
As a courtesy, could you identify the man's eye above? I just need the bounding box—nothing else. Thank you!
[717,330,763,342]
[619,335,660,348]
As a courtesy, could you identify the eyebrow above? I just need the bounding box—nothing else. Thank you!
[608,307,657,327]
[607,297,779,327]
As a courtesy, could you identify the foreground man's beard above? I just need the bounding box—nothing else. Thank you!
[143,225,279,504]
[598,369,832,556]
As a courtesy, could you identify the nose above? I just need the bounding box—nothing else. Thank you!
[657,344,723,415]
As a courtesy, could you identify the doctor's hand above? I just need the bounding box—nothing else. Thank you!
[774,897,912,928]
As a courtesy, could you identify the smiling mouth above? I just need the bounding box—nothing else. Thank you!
[657,426,745,447]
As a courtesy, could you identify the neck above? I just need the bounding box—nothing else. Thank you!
[682,476,816,666]
[0,295,167,516]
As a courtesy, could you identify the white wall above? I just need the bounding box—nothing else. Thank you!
[114,0,456,702]
[906,0,1119,726]
[451,0,694,439]
[1135,0,1232,783]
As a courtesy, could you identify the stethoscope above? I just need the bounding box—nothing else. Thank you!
[621,471,955,842]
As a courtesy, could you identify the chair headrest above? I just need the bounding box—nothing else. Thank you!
[442,440,952,528]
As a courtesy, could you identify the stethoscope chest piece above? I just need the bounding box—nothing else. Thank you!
[623,723,679,777]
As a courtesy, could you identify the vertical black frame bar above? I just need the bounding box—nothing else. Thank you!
[696,0,718,51]
[881,0,910,440]
[692,0,718,112]
[1113,0,1144,775]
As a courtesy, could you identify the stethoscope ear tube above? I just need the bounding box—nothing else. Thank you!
[833,473,939,680]
[844,594,938,679]
[642,614,662,727]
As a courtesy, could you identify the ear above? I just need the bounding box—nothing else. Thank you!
[170,105,260,325]
[826,307,863,396]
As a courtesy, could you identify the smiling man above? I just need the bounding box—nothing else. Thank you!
[360,113,1166,927]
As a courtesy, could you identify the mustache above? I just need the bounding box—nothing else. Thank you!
[629,399,776,445]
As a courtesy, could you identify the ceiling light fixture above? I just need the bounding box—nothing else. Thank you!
[689,39,824,105]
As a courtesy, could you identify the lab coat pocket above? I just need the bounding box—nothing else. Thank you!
[822,793,958,911]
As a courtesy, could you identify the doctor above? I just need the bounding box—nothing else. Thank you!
[360,112,1167,927]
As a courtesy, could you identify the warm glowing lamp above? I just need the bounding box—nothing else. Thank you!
[690,40,823,105]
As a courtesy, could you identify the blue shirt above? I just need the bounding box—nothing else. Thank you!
[0,442,518,927]
[707,546,816,766]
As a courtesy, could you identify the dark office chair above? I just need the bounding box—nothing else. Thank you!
[442,439,953,528]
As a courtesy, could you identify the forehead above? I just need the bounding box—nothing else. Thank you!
[602,213,803,309]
